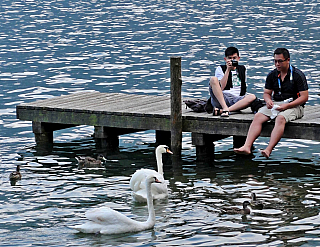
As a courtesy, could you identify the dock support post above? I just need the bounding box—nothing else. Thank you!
[32,121,53,145]
[192,133,215,160]
[94,126,119,151]
[170,56,182,158]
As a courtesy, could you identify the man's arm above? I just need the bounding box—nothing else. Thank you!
[263,89,274,109]
[277,90,308,112]
[219,64,232,90]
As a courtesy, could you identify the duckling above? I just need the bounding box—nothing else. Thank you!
[220,201,251,215]
[9,165,22,185]
[251,192,264,210]
[76,154,107,169]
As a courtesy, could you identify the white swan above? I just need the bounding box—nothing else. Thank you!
[130,145,173,202]
[70,175,161,234]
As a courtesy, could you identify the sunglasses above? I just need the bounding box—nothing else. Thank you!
[274,58,288,64]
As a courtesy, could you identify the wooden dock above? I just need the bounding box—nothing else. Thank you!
[16,91,320,158]
[15,57,320,159]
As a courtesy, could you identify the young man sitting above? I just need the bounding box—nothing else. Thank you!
[209,46,256,117]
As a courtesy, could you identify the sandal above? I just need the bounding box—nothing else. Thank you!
[220,110,229,117]
[212,107,220,116]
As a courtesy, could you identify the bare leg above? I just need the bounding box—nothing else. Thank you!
[261,115,286,158]
[209,77,229,112]
[234,113,270,155]
[228,94,256,112]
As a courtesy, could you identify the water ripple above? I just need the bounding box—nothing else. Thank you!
[0,0,320,246]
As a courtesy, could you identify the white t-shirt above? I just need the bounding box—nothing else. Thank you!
[215,66,246,96]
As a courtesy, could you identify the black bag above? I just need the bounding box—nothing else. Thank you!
[250,97,265,114]
[204,97,213,113]
[184,97,213,113]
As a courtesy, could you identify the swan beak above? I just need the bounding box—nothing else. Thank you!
[154,178,162,183]
[166,148,173,155]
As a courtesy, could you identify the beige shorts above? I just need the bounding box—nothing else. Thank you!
[258,101,304,123]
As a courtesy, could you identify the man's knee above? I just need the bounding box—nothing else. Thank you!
[275,115,286,125]
[245,94,257,103]
[209,76,219,88]
[253,112,269,124]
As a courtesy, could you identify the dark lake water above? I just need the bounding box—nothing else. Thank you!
[1,0,320,246]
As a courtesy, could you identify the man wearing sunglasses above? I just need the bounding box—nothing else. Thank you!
[234,48,308,158]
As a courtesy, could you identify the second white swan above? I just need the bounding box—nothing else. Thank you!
[130,145,173,202]
[70,175,161,234]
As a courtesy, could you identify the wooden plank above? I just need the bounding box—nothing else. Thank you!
[91,95,170,113]
[59,94,146,112]
[35,93,139,111]
[19,92,99,108]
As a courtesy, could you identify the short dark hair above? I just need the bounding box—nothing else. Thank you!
[274,48,290,60]
[225,47,239,57]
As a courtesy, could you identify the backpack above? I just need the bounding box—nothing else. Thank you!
[250,96,265,114]
[184,97,213,113]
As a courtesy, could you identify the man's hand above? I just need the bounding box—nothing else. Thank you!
[266,99,274,109]
[226,59,233,70]
[276,103,289,112]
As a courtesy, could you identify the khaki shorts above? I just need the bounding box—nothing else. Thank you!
[258,101,304,123]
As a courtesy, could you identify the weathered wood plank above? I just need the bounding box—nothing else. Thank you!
[91,95,170,113]
[19,92,98,108]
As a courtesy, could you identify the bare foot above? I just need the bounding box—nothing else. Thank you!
[234,147,251,155]
[260,149,271,159]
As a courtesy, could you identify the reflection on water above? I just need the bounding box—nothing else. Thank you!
[1,138,320,246]
[0,0,320,246]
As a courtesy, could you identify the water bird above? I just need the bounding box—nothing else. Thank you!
[251,192,264,210]
[9,165,22,185]
[70,175,161,234]
[220,201,252,215]
[129,145,173,202]
[9,165,22,180]
[76,154,107,169]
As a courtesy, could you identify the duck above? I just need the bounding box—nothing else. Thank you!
[220,201,252,215]
[9,165,22,181]
[9,165,22,186]
[251,192,264,210]
[70,175,161,234]
[76,154,107,169]
[129,145,173,202]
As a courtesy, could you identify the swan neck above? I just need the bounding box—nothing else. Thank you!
[146,181,156,226]
[156,149,163,176]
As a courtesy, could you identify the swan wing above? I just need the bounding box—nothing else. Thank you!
[130,169,162,191]
[70,207,151,234]
[132,179,168,202]
[70,220,149,235]
[70,221,107,234]
[132,191,148,203]
[151,183,168,196]
[130,168,167,202]
[85,207,135,225]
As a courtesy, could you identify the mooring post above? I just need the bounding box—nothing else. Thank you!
[170,56,182,157]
